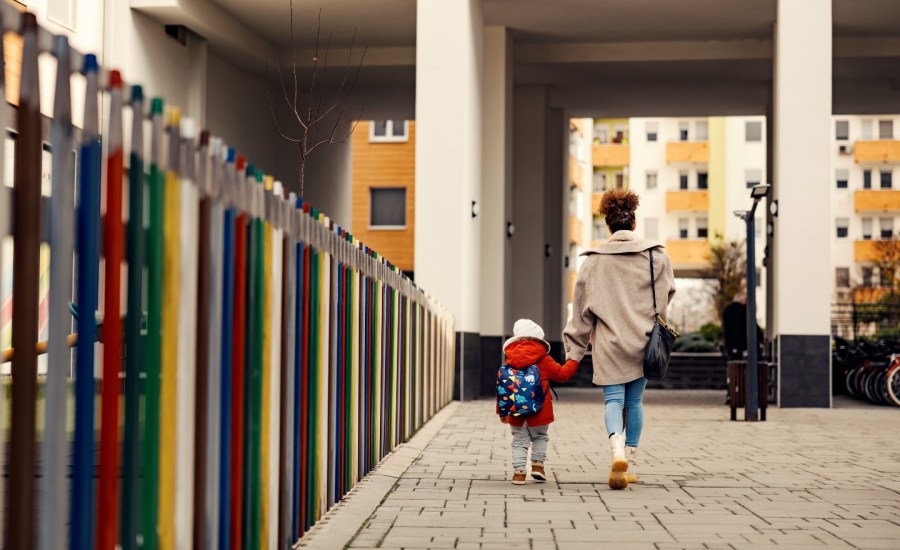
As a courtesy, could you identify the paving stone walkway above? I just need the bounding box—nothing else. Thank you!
[303,389,900,549]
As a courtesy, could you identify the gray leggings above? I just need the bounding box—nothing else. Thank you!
[510,424,549,471]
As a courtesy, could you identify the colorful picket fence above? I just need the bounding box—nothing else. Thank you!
[0,10,455,550]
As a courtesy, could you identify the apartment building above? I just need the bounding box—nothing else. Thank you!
[351,120,416,276]
[831,115,900,304]
[578,116,768,326]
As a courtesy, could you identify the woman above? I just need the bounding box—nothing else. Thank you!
[563,189,676,490]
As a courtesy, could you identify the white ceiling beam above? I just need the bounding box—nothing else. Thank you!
[274,46,416,68]
[516,39,773,64]
[131,0,277,69]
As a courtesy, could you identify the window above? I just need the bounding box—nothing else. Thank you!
[745,121,762,142]
[880,266,895,287]
[615,172,624,189]
[370,188,406,227]
[879,119,894,140]
[678,218,689,239]
[835,120,849,141]
[48,0,75,28]
[835,267,850,288]
[880,217,894,239]
[862,266,874,287]
[644,218,659,240]
[746,169,761,189]
[369,120,408,142]
[863,170,872,189]
[678,121,689,142]
[862,119,874,140]
[862,218,873,240]
[696,120,708,141]
[697,172,708,190]
[679,170,689,190]
[596,126,609,144]
[645,121,658,142]
[835,168,849,189]
[593,171,607,192]
[836,218,849,239]
[593,217,610,240]
[880,169,893,189]
[646,171,657,190]
[697,217,708,239]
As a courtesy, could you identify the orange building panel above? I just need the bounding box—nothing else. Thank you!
[853,141,900,164]
[592,144,630,167]
[854,190,900,212]
[666,190,709,212]
[666,141,709,164]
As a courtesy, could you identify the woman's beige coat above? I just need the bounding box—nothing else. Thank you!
[563,230,676,386]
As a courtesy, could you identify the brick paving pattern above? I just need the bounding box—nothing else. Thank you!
[314,389,900,549]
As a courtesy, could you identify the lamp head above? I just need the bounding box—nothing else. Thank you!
[750,183,771,200]
[733,210,749,220]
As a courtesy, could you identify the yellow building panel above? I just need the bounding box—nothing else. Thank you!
[853,141,900,164]
[568,270,576,301]
[666,240,711,266]
[854,190,900,212]
[592,144,630,167]
[569,215,584,246]
[666,190,709,212]
[569,155,584,190]
[666,141,709,164]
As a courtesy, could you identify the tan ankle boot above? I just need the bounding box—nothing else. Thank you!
[608,434,628,490]
[531,462,546,482]
[512,470,526,485]
[626,447,638,483]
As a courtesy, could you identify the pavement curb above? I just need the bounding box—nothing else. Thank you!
[297,400,461,549]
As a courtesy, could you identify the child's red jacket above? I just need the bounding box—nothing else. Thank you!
[499,339,579,427]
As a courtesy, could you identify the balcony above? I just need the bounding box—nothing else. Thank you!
[853,287,891,302]
[666,141,709,164]
[591,193,603,214]
[569,155,585,190]
[854,190,900,212]
[853,140,900,164]
[666,240,711,271]
[569,215,584,246]
[855,240,883,262]
[666,190,709,212]
[592,144,630,167]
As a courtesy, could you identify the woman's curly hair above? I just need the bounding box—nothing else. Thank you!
[598,189,640,232]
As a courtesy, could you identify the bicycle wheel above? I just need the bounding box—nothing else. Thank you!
[845,367,861,399]
[886,363,900,407]
[875,370,890,405]
[864,370,881,404]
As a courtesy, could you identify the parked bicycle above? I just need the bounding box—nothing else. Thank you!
[834,337,900,407]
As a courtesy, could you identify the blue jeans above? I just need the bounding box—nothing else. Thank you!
[602,377,647,447]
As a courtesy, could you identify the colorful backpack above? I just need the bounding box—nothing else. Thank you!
[496,364,545,417]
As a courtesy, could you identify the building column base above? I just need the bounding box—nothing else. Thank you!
[777,334,831,408]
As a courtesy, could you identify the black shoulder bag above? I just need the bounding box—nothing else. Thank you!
[642,249,680,381]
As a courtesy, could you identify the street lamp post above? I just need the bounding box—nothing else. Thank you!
[733,183,770,422]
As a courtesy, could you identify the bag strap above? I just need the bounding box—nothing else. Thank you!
[649,248,658,316]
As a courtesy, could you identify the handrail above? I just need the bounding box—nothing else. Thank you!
[0,333,79,364]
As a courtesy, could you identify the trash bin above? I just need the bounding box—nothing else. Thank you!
[727,360,769,421]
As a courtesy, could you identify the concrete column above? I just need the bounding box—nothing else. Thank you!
[511,86,549,328]
[543,108,565,346]
[479,26,513,392]
[415,0,483,399]
[772,0,832,407]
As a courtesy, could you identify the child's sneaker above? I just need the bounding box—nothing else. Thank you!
[512,470,527,485]
[531,463,547,482]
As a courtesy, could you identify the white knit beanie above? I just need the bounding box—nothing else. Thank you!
[502,318,551,352]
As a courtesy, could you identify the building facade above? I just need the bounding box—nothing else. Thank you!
[575,116,768,330]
